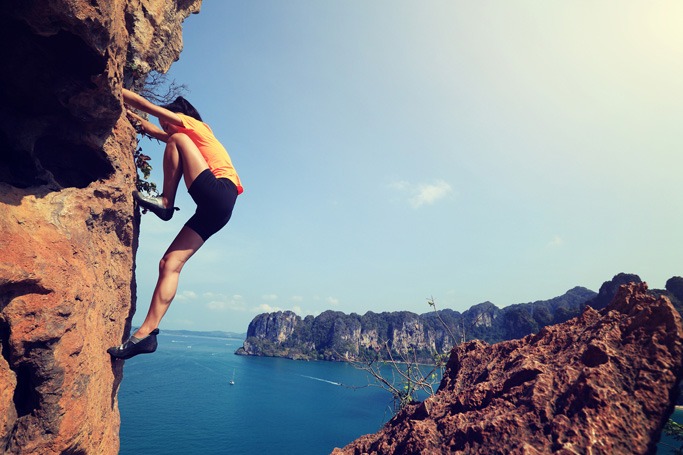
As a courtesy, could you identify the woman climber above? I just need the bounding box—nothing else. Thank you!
[108,88,243,360]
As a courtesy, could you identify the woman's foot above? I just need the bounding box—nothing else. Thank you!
[108,329,160,360]
[133,191,178,221]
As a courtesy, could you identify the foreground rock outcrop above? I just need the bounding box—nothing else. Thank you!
[333,283,683,455]
[0,1,199,453]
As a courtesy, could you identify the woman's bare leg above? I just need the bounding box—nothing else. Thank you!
[134,226,204,338]
[160,132,210,208]
[133,133,211,338]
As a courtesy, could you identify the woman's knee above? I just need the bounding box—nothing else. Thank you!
[167,133,204,160]
[165,133,188,151]
[158,255,185,275]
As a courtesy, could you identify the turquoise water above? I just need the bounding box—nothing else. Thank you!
[119,333,683,454]
[118,333,392,454]
[660,409,683,454]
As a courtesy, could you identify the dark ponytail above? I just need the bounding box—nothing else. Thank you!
[162,96,203,122]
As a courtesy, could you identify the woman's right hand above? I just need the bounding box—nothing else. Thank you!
[122,88,183,129]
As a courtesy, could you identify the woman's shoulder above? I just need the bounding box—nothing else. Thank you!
[177,113,213,133]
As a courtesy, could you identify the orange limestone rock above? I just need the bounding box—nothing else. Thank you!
[0,0,200,453]
[333,283,683,455]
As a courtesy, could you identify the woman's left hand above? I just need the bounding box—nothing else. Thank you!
[126,109,145,134]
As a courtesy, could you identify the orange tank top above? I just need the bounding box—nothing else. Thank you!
[176,113,243,195]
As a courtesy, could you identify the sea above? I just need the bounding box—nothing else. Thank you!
[118,332,683,455]
[118,332,393,455]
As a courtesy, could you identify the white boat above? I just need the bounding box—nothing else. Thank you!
[229,369,235,385]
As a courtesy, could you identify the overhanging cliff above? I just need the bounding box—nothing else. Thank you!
[0,1,200,453]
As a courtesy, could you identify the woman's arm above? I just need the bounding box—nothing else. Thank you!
[126,110,170,142]
[122,88,184,128]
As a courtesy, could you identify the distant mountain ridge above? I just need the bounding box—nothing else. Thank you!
[161,329,246,339]
[236,273,683,363]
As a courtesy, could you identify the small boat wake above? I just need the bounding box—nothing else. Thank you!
[300,375,341,386]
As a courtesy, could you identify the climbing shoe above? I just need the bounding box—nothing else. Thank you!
[108,329,160,360]
[133,191,178,221]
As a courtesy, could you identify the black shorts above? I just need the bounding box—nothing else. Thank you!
[185,169,238,241]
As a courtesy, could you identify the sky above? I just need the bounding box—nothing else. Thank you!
[132,1,683,333]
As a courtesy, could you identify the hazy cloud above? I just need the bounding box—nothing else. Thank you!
[389,179,454,208]
[206,295,246,312]
[409,180,454,208]
[388,180,410,191]
[253,303,282,313]
[175,290,198,301]
[250,302,320,317]
[547,235,564,248]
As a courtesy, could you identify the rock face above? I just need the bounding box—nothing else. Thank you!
[333,283,683,455]
[582,272,643,311]
[236,287,597,362]
[0,1,199,454]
